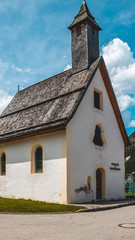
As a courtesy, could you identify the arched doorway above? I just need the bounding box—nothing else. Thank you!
[96,168,106,200]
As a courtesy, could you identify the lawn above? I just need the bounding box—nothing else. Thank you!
[0,197,86,213]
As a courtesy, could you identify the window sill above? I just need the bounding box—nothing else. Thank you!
[94,107,103,112]
[0,175,7,178]
[94,145,104,150]
[30,172,45,177]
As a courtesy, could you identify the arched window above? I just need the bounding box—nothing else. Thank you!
[35,147,43,173]
[93,125,104,147]
[0,153,6,176]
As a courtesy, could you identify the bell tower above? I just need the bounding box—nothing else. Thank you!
[68,0,101,74]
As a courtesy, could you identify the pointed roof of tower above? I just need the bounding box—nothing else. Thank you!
[68,0,101,30]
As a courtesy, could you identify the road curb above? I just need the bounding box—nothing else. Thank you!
[76,201,135,213]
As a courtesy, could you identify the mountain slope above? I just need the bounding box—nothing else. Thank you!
[125,132,135,174]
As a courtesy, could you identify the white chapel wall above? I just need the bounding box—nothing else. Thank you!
[0,131,67,203]
[66,68,125,203]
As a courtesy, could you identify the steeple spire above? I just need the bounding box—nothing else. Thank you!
[68,0,101,31]
[68,1,101,74]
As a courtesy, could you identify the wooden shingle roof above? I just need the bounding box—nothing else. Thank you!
[0,57,101,142]
[0,56,130,145]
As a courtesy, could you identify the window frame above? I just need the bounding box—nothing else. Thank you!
[0,151,7,177]
[94,88,103,111]
[92,124,106,148]
[35,146,43,173]
[31,144,45,175]
[93,125,104,147]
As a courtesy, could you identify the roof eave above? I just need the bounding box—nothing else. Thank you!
[64,56,130,146]
[99,59,130,146]
[68,17,101,31]
[0,124,66,145]
[65,57,103,126]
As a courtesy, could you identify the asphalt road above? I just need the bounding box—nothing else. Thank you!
[0,206,135,240]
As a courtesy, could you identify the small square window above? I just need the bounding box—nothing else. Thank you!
[94,89,103,110]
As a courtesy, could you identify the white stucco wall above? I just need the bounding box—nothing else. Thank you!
[66,68,125,203]
[0,132,67,203]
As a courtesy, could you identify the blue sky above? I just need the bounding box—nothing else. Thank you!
[0,0,135,136]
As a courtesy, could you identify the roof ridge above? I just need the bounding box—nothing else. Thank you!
[18,68,72,94]
[0,87,85,118]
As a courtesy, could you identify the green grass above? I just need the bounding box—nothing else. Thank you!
[0,197,86,213]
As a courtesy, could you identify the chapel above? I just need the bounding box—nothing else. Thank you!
[0,0,129,203]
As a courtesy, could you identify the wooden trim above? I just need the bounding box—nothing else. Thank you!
[0,126,65,145]
[99,61,130,146]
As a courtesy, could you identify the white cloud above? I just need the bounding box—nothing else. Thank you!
[6,81,11,85]
[129,120,135,127]
[12,65,23,73]
[114,10,135,26]
[23,79,28,83]
[0,59,9,81]
[64,64,72,71]
[12,65,31,74]
[25,68,31,73]
[15,67,23,73]
[117,95,135,112]
[0,90,13,113]
[102,38,133,72]
[101,38,135,111]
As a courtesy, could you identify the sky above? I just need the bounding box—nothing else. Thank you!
[0,0,135,136]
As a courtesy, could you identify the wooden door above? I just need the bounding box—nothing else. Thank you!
[96,169,102,200]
